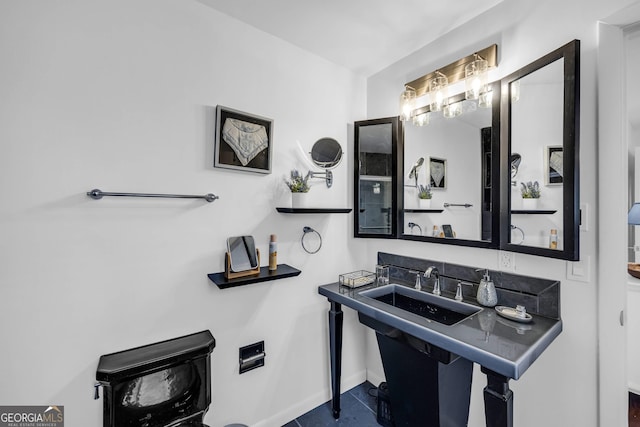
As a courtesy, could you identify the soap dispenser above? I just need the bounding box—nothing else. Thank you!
[476,269,498,307]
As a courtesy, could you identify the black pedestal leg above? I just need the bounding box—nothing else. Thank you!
[328,301,343,419]
[481,367,513,427]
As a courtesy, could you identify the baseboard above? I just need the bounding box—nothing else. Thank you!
[366,368,386,388]
[252,370,367,427]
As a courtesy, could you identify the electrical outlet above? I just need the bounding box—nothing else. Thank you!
[498,251,516,271]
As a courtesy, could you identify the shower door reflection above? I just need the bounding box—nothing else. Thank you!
[354,117,402,238]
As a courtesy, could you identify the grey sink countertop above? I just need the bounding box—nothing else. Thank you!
[318,282,562,380]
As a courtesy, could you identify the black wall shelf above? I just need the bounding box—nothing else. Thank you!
[511,210,557,215]
[403,209,445,213]
[276,208,352,214]
[208,264,301,289]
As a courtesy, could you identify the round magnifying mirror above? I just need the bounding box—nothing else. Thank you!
[310,138,343,169]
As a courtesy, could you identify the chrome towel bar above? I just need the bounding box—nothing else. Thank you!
[86,189,219,202]
[444,203,473,208]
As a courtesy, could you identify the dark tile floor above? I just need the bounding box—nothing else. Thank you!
[285,385,640,426]
[283,381,381,427]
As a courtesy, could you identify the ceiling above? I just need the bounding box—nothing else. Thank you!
[196,0,504,77]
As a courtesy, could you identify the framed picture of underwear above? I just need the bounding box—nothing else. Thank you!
[429,157,447,189]
[544,145,563,185]
[215,105,273,174]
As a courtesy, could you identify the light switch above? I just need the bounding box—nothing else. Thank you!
[566,256,590,282]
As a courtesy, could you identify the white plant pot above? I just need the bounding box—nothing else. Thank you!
[522,198,539,210]
[291,192,311,209]
[419,198,432,209]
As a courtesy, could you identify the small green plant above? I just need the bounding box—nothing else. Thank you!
[418,184,432,200]
[285,169,311,193]
[520,181,541,199]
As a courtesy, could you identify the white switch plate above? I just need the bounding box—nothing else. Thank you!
[498,251,516,272]
[566,256,590,282]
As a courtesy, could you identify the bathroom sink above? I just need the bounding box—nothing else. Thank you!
[359,284,481,325]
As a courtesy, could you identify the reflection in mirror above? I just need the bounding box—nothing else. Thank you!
[355,118,401,238]
[408,157,424,188]
[403,90,498,244]
[502,39,579,261]
[227,236,258,272]
[509,59,564,248]
[510,153,521,183]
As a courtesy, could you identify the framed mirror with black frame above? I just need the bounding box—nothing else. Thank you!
[400,81,501,248]
[500,39,580,261]
[354,117,403,239]
[353,40,580,262]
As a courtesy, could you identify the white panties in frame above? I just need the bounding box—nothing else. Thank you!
[222,118,269,166]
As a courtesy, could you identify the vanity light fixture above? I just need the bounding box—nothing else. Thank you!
[429,71,449,112]
[412,112,430,126]
[465,54,489,100]
[400,44,498,123]
[399,86,417,121]
[478,88,493,108]
[443,100,462,118]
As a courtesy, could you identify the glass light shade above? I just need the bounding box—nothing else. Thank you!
[629,203,640,225]
[478,89,493,108]
[465,58,488,100]
[429,74,449,112]
[511,80,521,102]
[412,112,430,126]
[399,88,416,121]
[443,101,462,118]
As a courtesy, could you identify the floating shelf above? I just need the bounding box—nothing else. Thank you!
[208,264,301,289]
[276,208,352,214]
[511,210,557,215]
[403,209,445,213]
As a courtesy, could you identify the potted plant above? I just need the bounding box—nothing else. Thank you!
[286,169,311,208]
[418,184,432,209]
[520,181,541,209]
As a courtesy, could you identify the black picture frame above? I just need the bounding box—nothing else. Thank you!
[545,145,563,185]
[214,105,273,174]
[429,157,447,189]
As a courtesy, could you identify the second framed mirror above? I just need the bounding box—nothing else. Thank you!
[401,82,501,248]
[500,39,580,260]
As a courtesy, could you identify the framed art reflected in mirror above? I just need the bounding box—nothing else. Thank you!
[429,157,447,189]
[545,145,563,185]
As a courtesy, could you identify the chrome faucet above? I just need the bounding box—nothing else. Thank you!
[424,266,441,296]
[414,271,422,290]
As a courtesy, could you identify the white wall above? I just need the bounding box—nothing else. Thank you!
[363,0,638,426]
[0,1,368,426]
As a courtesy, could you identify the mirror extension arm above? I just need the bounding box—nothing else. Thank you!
[308,170,333,188]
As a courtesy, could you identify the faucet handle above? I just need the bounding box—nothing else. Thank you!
[409,270,421,290]
[455,282,463,301]
[424,266,438,278]
[455,281,474,301]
